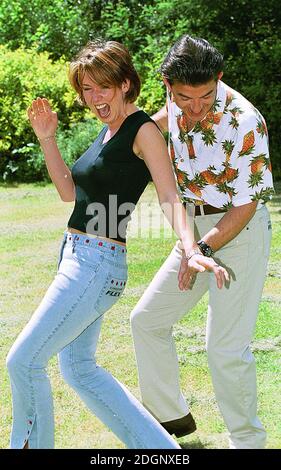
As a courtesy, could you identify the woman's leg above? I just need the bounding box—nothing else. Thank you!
[6,233,178,449]
[6,236,118,448]
[59,315,179,449]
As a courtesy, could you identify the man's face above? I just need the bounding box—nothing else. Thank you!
[166,73,222,123]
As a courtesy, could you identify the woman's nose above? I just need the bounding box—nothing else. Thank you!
[91,90,103,103]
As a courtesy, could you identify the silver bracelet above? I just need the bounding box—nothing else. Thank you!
[185,248,202,262]
[38,135,55,143]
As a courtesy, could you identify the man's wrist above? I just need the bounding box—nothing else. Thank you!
[197,240,214,257]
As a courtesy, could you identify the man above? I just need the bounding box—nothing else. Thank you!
[130,35,274,449]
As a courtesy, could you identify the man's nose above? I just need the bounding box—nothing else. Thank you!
[190,100,203,113]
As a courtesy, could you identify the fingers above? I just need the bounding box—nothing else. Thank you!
[42,98,52,112]
[212,265,229,289]
[27,97,51,119]
[178,261,198,291]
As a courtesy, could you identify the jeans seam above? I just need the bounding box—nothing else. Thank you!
[68,343,145,448]
[27,263,103,441]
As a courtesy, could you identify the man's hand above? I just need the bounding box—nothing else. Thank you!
[178,252,230,291]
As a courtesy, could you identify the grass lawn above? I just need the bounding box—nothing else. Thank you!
[0,181,280,449]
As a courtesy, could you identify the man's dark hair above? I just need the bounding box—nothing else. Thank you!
[160,35,224,85]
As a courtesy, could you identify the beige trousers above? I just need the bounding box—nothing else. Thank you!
[130,206,272,449]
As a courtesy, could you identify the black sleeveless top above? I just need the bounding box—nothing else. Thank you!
[68,110,154,243]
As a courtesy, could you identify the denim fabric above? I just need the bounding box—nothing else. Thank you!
[6,231,179,449]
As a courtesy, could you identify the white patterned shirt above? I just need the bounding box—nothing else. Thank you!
[167,80,274,209]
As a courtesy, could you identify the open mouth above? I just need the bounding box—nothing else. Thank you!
[95,103,110,119]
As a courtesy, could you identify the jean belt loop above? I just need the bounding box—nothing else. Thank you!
[72,236,76,253]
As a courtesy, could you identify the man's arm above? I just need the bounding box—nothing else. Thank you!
[151,105,168,133]
[200,201,258,252]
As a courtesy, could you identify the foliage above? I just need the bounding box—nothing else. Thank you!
[0,45,92,181]
[0,0,95,60]
[21,119,103,183]
[0,0,280,180]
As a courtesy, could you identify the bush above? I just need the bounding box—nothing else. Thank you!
[24,119,103,182]
[0,45,87,181]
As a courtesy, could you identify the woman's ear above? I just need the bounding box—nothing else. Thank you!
[122,79,130,93]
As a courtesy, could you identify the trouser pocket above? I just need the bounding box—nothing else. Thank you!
[96,272,127,314]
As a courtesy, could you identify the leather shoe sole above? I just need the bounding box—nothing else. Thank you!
[160,412,197,438]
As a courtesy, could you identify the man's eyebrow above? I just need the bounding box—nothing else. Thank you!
[177,89,215,99]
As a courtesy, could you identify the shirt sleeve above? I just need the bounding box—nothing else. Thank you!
[230,113,274,206]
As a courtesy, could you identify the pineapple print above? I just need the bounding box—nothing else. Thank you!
[187,135,196,159]
[216,181,237,200]
[176,168,188,187]
[176,113,197,158]
[200,119,213,130]
[251,187,274,203]
[222,139,235,163]
[250,153,267,174]
[248,153,268,188]
[212,98,221,113]
[225,90,234,108]
[229,116,239,129]
[230,106,243,118]
[201,128,217,146]
[200,165,217,184]
[169,137,176,163]
[224,166,239,182]
[186,174,205,198]
[256,119,268,137]
[213,112,223,125]
[238,130,255,157]
[177,113,188,134]
[201,111,223,128]
[217,164,239,184]
[177,113,189,144]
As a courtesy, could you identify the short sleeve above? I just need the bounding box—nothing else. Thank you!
[230,114,274,206]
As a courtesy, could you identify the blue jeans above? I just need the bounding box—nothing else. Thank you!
[6,231,179,449]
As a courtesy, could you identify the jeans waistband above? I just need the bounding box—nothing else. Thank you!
[64,231,127,255]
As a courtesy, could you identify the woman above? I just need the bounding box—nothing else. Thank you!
[6,39,228,449]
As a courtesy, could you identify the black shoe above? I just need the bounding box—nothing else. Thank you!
[160,412,197,438]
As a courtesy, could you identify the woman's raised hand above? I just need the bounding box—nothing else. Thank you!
[27,98,58,141]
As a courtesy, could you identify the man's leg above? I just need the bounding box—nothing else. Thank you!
[205,206,272,448]
[130,241,209,427]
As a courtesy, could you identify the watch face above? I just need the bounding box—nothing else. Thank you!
[206,246,212,256]
[198,241,213,257]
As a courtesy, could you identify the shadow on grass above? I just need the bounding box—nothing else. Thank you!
[0,181,50,189]
[180,438,208,449]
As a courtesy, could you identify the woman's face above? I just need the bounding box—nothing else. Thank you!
[81,72,129,126]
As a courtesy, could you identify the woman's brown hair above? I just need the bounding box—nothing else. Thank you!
[69,39,141,105]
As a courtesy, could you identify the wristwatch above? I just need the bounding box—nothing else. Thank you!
[197,240,214,257]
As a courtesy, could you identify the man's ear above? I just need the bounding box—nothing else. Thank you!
[218,71,223,81]
[163,77,172,91]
